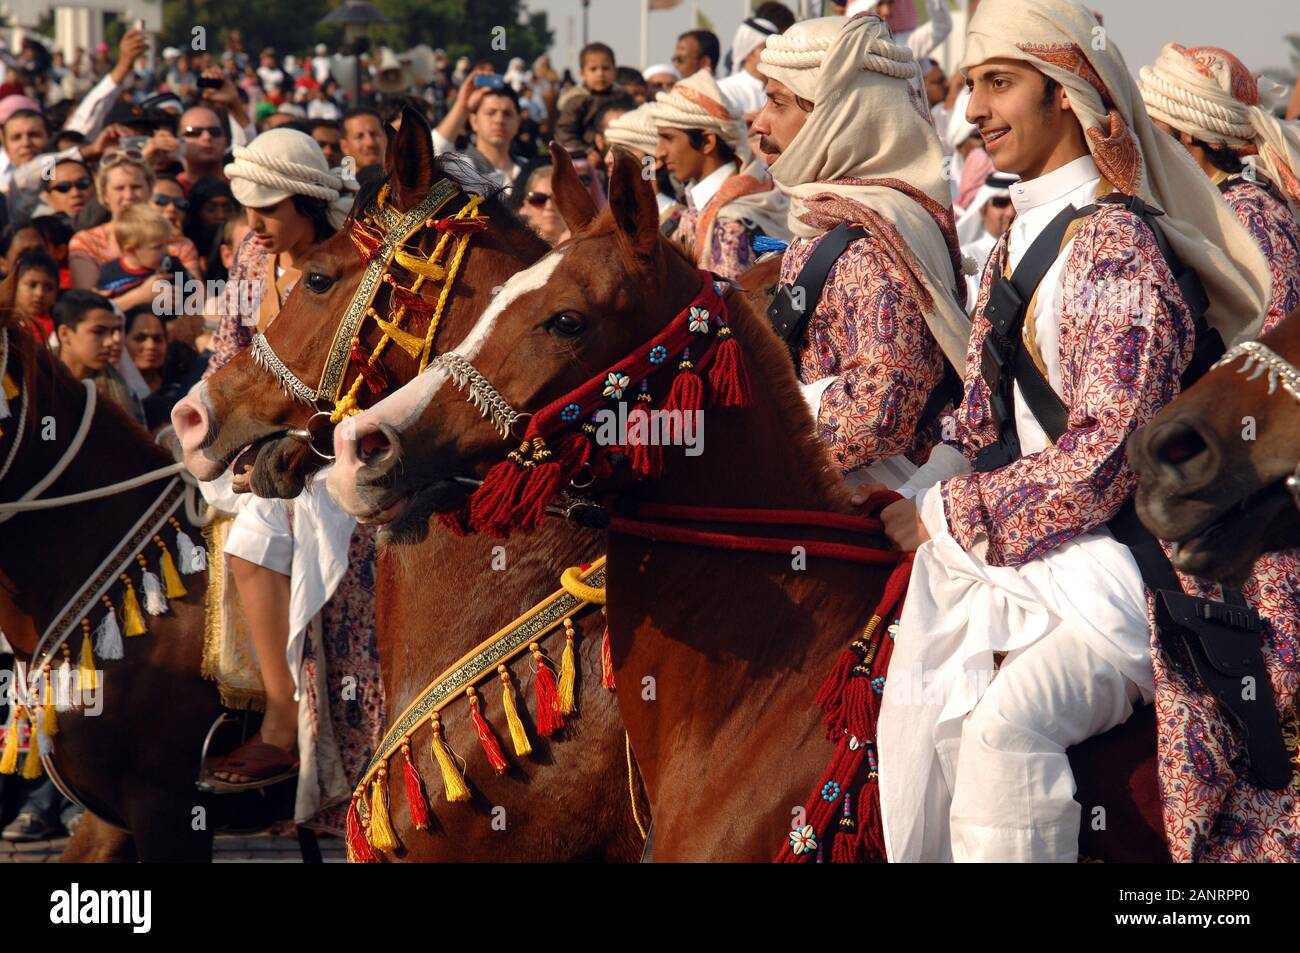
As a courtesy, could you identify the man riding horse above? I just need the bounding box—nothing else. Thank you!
[872,0,1298,862]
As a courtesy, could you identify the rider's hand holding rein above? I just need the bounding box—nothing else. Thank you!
[851,484,931,552]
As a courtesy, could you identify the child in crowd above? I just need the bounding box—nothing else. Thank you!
[11,249,60,343]
[96,204,193,312]
[31,215,75,290]
[556,42,636,155]
[0,223,46,280]
[52,288,146,427]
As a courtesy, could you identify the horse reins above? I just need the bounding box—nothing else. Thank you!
[1212,340,1300,509]
[249,178,489,459]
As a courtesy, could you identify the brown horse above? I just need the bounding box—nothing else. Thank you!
[0,310,293,861]
[1131,307,1300,586]
[174,110,644,862]
[327,146,1170,862]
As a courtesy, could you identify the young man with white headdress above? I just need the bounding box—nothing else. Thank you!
[654,69,789,280]
[752,14,970,485]
[872,0,1297,863]
[718,16,780,118]
[603,102,684,233]
[1139,43,1300,331]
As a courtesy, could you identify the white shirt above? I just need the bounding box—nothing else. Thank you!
[312,55,332,84]
[1003,154,1101,459]
[687,160,737,212]
[307,98,342,121]
[716,70,766,118]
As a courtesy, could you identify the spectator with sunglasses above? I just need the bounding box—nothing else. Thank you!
[513,164,568,246]
[151,175,194,255]
[0,30,150,220]
[68,154,201,289]
[35,157,94,219]
[177,106,231,195]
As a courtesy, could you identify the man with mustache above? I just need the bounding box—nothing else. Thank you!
[874,0,1292,863]
[751,14,969,484]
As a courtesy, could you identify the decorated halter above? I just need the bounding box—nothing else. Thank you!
[249,178,489,455]
[428,271,752,537]
[1212,340,1300,509]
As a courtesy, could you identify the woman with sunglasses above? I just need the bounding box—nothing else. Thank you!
[68,154,203,290]
[513,164,569,245]
[37,157,96,219]
[150,175,199,274]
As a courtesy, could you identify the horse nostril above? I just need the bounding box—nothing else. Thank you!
[357,427,393,466]
[1156,424,1206,466]
[173,402,203,441]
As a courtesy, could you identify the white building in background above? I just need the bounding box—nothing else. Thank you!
[2,0,162,61]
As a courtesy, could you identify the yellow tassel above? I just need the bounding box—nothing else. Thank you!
[0,707,21,775]
[79,626,98,693]
[429,714,471,802]
[373,316,427,360]
[121,577,146,637]
[21,727,42,779]
[158,541,187,599]
[558,619,578,716]
[498,665,532,757]
[41,668,58,738]
[393,248,447,281]
[367,769,399,852]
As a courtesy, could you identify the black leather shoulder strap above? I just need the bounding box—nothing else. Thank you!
[767,222,867,365]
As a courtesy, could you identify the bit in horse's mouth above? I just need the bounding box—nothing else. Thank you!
[229,433,282,493]
[1166,479,1289,572]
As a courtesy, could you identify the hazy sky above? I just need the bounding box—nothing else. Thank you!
[527,0,1299,79]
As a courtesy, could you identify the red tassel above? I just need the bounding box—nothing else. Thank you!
[815,648,859,738]
[349,339,389,395]
[707,332,752,408]
[346,795,379,863]
[467,689,509,774]
[831,825,861,863]
[840,675,875,742]
[664,365,704,416]
[436,505,472,536]
[509,461,563,532]
[857,781,886,861]
[401,742,431,831]
[391,284,434,326]
[469,458,529,536]
[554,431,594,472]
[601,620,616,691]
[530,644,565,736]
[433,216,488,235]
[624,403,664,479]
[350,221,383,263]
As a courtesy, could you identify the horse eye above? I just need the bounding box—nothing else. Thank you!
[548,312,585,337]
[305,272,334,293]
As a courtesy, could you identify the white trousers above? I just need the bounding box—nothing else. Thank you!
[945,629,1145,862]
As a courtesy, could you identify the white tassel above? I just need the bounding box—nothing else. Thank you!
[142,569,168,615]
[94,609,124,660]
[55,659,74,712]
[175,527,206,574]
[0,388,9,421]
[960,253,979,277]
[37,731,53,757]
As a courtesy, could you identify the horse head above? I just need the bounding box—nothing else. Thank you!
[171,106,547,502]
[1131,306,1300,585]
[327,143,738,531]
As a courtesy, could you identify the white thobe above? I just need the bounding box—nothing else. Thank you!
[877,155,1155,862]
[201,469,358,821]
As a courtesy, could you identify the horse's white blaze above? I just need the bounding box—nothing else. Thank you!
[354,250,567,434]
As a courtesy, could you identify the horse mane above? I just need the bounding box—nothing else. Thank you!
[585,211,850,511]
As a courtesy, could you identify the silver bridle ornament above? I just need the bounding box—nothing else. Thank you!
[1212,339,1300,509]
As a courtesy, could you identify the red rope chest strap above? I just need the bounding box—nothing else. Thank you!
[607,495,901,566]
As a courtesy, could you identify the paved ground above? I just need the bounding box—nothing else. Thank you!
[0,830,347,863]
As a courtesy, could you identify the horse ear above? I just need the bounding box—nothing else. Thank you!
[387,106,436,209]
[548,142,597,233]
[606,146,659,259]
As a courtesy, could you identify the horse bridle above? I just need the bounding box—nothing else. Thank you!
[1211,339,1300,509]
[250,177,483,460]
